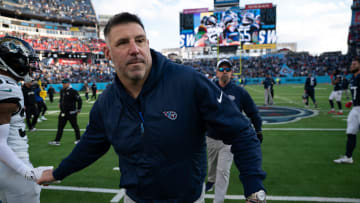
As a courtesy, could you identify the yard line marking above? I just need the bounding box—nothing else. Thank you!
[262,128,345,131]
[110,189,125,203]
[41,186,360,203]
[32,128,346,132]
[42,185,120,193]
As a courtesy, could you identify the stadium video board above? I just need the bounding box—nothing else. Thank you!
[180,4,276,50]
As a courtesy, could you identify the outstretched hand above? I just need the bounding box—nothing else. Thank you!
[37,169,56,185]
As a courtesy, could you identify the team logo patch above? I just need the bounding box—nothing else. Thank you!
[163,111,178,120]
[258,106,318,124]
[228,95,236,101]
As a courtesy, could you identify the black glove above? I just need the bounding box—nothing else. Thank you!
[256,131,263,143]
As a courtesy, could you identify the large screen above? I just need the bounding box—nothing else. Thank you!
[180,5,276,50]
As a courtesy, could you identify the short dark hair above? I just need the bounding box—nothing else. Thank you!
[104,12,145,38]
[353,57,360,63]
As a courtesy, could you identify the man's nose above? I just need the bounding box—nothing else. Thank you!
[129,41,140,55]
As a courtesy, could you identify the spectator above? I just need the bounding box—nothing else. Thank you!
[47,85,55,103]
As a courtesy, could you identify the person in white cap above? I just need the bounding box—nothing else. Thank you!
[205,58,263,203]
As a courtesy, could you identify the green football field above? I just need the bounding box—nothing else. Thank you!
[27,83,360,203]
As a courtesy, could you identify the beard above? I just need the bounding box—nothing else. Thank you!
[220,75,230,84]
[351,67,359,74]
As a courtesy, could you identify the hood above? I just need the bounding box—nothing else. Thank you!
[141,49,168,95]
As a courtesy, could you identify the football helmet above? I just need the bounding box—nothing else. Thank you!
[0,36,39,80]
[206,15,217,26]
[242,12,254,25]
[223,15,234,27]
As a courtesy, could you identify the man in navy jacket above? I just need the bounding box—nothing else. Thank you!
[38,12,267,202]
[206,59,263,203]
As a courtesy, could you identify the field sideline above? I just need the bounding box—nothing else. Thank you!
[27,83,360,203]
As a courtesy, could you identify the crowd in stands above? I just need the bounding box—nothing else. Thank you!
[0,0,96,22]
[37,62,115,84]
[28,52,351,86]
[3,31,106,53]
[184,53,352,78]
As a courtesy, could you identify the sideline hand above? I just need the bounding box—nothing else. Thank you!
[37,169,56,185]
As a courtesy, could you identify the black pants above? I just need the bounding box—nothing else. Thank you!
[54,112,80,142]
[25,105,39,130]
[91,91,96,99]
[85,92,89,101]
[305,89,316,105]
[49,94,54,103]
[37,101,47,116]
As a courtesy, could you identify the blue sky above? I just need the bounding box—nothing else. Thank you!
[92,0,353,55]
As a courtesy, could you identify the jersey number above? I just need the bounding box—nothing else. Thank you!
[351,86,357,101]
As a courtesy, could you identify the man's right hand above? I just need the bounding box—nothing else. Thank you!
[37,169,56,185]
[256,131,263,143]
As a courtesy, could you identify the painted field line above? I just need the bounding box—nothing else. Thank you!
[110,189,125,203]
[262,128,345,131]
[32,128,346,132]
[41,185,120,193]
[41,186,360,203]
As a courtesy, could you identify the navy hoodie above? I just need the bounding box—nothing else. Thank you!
[53,50,266,202]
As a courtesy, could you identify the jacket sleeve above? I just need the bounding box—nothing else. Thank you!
[194,72,266,197]
[239,88,262,132]
[74,90,82,111]
[53,100,111,180]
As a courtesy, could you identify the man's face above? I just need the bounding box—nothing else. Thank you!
[104,23,152,83]
[62,83,69,88]
[216,63,232,84]
[350,60,360,74]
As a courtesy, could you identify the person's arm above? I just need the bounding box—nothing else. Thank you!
[38,99,111,184]
[240,88,263,142]
[194,72,266,197]
[0,102,35,181]
[75,90,82,113]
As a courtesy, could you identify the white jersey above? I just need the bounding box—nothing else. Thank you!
[0,74,28,160]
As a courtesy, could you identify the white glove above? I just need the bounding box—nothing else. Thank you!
[24,166,54,182]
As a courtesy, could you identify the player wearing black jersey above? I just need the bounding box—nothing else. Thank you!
[328,70,343,115]
[334,58,360,164]
[304,73,317,108]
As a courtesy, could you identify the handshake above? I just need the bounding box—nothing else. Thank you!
[24,166,58,185]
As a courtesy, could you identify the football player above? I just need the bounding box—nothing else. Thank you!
[238,12,259,45]
[0,36,51,203]
[334,57,360,164]
[328,69,344,115]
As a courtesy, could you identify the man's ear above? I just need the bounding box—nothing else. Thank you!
[104,46,111,61]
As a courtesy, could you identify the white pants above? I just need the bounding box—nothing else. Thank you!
[206,137,233,203]
[329,90,342,102]
[124,184,205,203]
[0,160,41,203]
[346,106,360,134]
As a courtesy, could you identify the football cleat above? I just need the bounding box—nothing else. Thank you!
[328,110,336,114]
[48,141,60,146]
[337,111,344,115]
[333,155,353,164]
[41,116,47,121]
